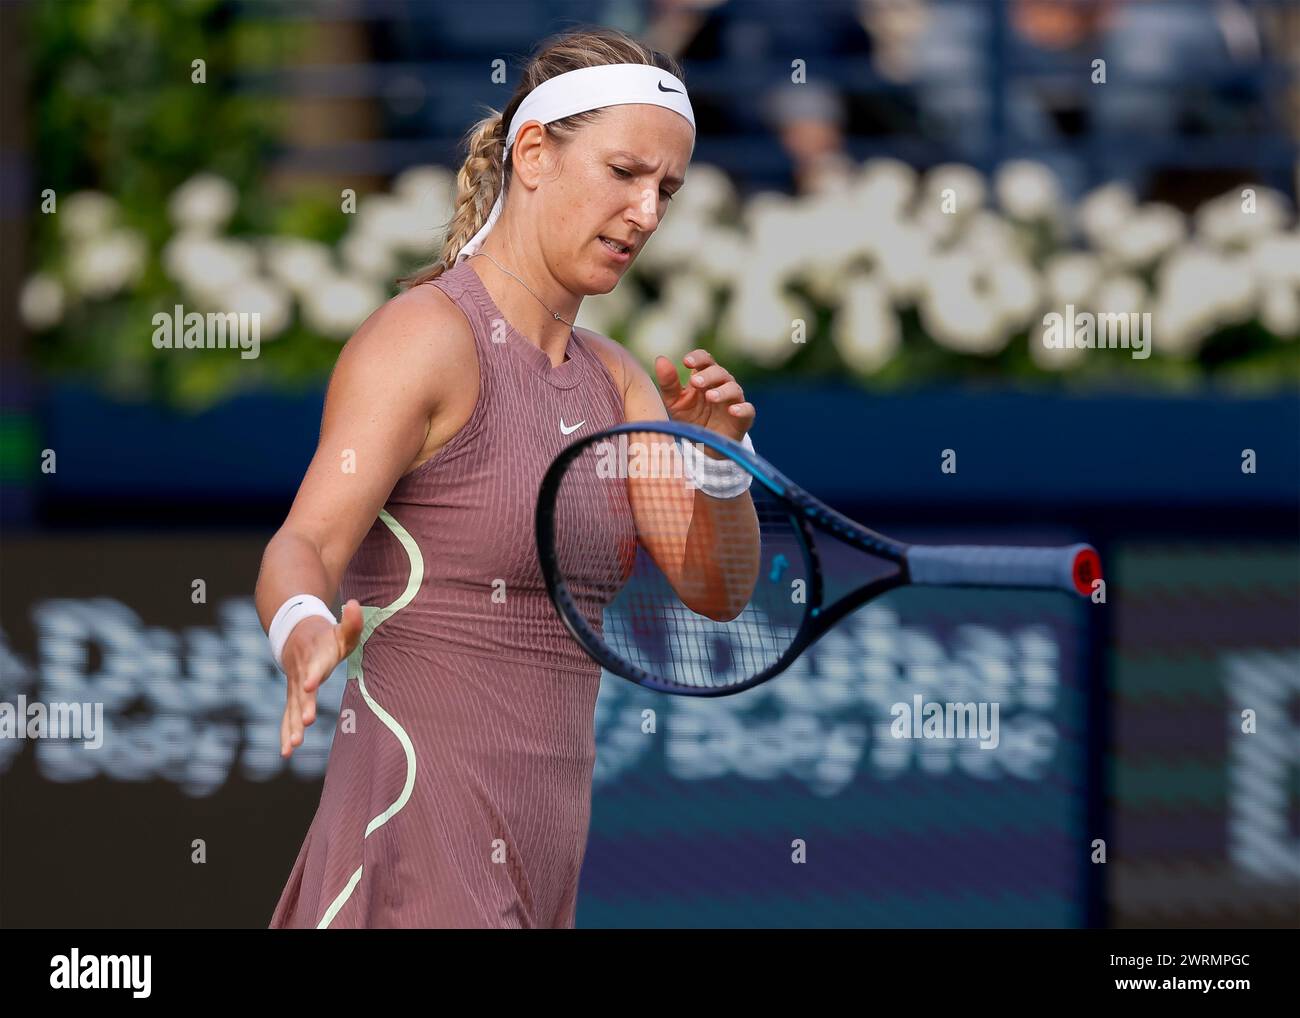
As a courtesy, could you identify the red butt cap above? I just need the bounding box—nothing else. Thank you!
[1072,547,1102,597]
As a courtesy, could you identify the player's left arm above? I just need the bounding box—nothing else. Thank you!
[580,329,759,621]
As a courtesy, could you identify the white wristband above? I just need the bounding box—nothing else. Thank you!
[678,431,755,498]
[268,594,337,672]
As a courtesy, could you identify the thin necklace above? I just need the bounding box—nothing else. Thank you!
[473,251,574,328]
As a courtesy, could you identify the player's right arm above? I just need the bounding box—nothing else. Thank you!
[254,284,475,757]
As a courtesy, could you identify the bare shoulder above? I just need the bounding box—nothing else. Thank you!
[574,326,635,397]
[335,281,476,399]
[574,326,667,422]
[316,278,481,479]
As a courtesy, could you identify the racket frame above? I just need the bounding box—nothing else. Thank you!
[535,421,912,696]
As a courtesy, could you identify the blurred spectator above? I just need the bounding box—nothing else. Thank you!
[645,0,874,60]
[910,0,1272,199]
[763,81,857,194]
[642,0,874,138]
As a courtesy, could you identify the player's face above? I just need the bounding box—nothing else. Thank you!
[549,105,693,293]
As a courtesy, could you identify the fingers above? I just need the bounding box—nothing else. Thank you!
[300,648,328,693]
[682,350,715,371]
[337,598,363,658]
[662,348,755,435]
[300,625,341,694]
[282,664,324,756]
[281,691,304,757]
[280,705,293,758]
[701,379,741,403]
[687,363,728,389]
[728,401,757,424]
[653,355,685,403]
[300,684,318,728]
[280,604,351,756]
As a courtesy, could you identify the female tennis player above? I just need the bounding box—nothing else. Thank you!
[256,27,757,928]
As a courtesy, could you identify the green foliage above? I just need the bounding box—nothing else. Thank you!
[25,0,362,408]
[22,1,1299,411]
[30,0,280,238]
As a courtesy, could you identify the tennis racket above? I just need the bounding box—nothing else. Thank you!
[536,420,1100,697]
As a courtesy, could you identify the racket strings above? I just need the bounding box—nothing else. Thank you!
[550,430,809,692]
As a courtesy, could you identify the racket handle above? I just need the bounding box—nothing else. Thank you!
[905,543,1101,597]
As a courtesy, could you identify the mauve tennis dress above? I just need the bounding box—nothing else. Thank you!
[269,260,633,928]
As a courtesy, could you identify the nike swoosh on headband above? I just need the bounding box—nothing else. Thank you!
[658,81,682,93]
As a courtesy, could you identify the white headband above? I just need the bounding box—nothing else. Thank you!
[454,64,695,265]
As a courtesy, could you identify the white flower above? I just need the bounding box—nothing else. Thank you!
[1214,252,1257,325]
[1076,183,1137,249]
[960,210,1024,263]
[869,216,932,303]
[355,194,442,257]
[1150,244,1254,357]
[168,173,239,232]
[1107,204,1186,269]
[263,237,335,295]
[798,258,851,305]
[740,195,801,262]
[67,228,147,298]
[19,273,65,330]
[690,228,749,290]
[1074,274,1152,359]
[1248,231,1300,288]
[915,164,988,248]
[660,274,715,335]
[626,305,697,364]
[670,164,737,221]
[632,207,709,275]
[1147,295,1206,357]
[914,203,962,245]
[916,163,985,241]
[764,198,825,277]
[717,274,810,367]
[1093,274,1148,318]
[919,251,1006,354]
[391,166,454,254]
[340,230,399,281]
[833,273,899,374]
[850,158,917,221]
[810,190,871,269]
[59,191,117,239]
[391,165,455,209]
[986,257,1041,331]
[575,278,638,336]
[1043,252,1102,308]
[300,274,385,339]
[163,232,258,301]
[1029,329,1087,370]
[1194,186,1292,248]
[213,277,293,339]
[1260,283,1299,339]
[789,192,870,303]
[995,160,1062,221]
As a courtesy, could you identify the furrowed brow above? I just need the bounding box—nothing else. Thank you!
[610,151,684,189]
